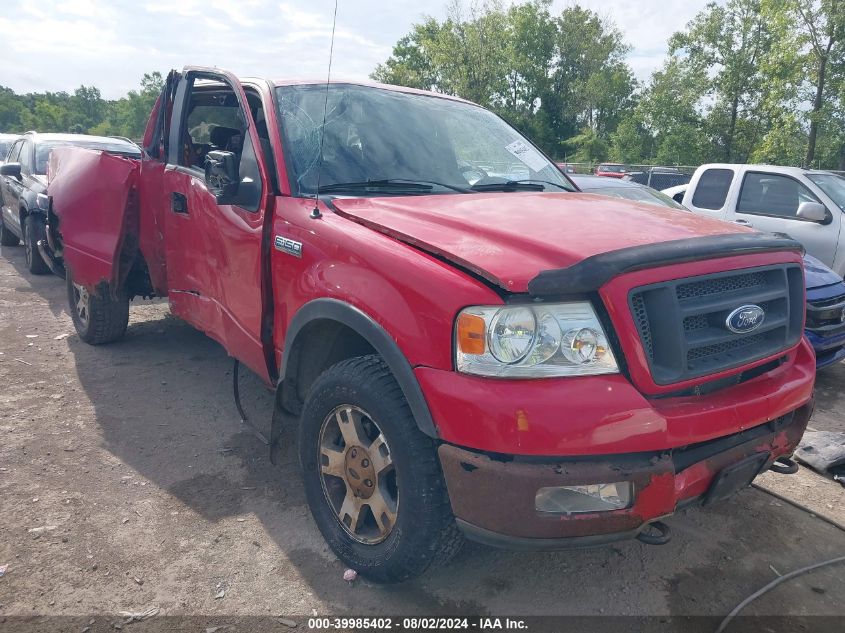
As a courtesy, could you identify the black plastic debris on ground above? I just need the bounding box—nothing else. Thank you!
[795,431,845,485]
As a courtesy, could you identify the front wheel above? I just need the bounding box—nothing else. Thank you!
[299,355,463,583]
[66,270,129,345]
[23,215,50,274]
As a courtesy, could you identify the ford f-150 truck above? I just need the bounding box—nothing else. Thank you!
[47,67,815,583]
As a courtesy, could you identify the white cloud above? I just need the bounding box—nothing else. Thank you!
[278,3,325,29]
[0,0,722,99]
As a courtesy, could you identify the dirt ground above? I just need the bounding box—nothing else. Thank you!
[1,243,844,630]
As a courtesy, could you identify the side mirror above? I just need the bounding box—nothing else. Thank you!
[204,150,239,203]
[796,201,827,223]
[0,162,22,179]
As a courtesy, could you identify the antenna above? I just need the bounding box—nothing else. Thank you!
[311,0,339,220]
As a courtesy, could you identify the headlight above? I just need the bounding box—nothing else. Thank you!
[455,302,618,378]
[36,193,50,211]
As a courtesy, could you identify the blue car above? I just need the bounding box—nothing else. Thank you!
[570,174,845,369]
[803,255,845,368]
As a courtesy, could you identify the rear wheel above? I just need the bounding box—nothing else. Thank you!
[23,215,50,274]
[299,355,463,583]
[0,215,19,246]
[66,270,129,345]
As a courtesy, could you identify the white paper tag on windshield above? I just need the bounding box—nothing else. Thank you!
[504,140,547,172]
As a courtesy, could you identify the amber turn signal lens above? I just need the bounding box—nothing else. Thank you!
[457,313,486,355]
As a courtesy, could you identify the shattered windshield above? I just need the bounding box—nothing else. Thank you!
[274,84,572,196]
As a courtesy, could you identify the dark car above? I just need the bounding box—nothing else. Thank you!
[570,174,687,209]
[0,132,141,274]
[0,133,19,163]
[573,174,845,369]
[623,166,691,190]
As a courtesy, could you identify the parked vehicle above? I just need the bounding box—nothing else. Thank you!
[0,133,18,163]
[0,132,141,273]
[570,174,686,209]
[802,255,845,367]
[662,183,688,203]
[556,162,576,173]
[624,166,692,190]
[594,162,629,178]
[662,183,845,368]
[48,67,814,582]
[683,164,845,277]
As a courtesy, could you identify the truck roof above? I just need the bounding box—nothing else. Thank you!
[257,77,475,105]
[697,163,839,178]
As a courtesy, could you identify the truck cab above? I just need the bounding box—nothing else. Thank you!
[683,164,845,277]
[47,67,816,583]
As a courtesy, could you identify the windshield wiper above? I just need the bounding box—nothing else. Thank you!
[319,179,470,194]
[470,179,568,192]
[515,179,572,191]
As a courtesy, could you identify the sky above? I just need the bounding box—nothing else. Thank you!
[0,0,720,99]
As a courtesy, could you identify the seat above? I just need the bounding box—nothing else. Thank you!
[209,126,241,152]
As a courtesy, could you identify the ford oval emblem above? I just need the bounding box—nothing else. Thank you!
[726,304,765,334]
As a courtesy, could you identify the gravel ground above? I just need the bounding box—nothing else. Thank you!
[1,243,844,630]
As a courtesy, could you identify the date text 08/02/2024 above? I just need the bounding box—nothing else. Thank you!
[306,617,528,630]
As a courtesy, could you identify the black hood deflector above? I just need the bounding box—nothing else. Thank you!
[527,232,804,297]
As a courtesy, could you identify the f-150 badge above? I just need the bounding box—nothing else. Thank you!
[275,235,303,258]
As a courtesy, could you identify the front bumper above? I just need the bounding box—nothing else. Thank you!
[805,328,845,368]
[438,400,812,547]
[416,337,815,456]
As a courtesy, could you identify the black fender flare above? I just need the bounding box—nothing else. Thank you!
[277,298,438,438]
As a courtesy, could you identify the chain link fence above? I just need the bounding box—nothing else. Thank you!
[556,162,697,191]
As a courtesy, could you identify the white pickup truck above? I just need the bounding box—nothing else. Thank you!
[682,164,845,277]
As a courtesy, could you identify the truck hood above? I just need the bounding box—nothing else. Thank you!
[330,192,751,292]
[803,254,842,290]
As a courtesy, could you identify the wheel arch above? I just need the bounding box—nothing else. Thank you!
[275,298,439,441]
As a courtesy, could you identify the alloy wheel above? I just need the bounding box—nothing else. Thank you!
[318,405,398,544]
[72,282,90,329]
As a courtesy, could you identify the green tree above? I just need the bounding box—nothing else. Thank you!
[634,58,712,165]
[789,0,844,165]
[372,1,634,159]
[609,115,651,163]
[564,127,608,162]
[69,85,106,131]
[670,0,775,162]
[0,73,164,139]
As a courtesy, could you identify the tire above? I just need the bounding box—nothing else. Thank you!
[23,215,50,274]
[66,270,129,345]
[299,355,463,583]
[0,214,19,246]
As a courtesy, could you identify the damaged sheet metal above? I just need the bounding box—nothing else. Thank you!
[47,147,140,290]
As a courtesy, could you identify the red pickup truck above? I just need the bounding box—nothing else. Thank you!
[47,67,815,583]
